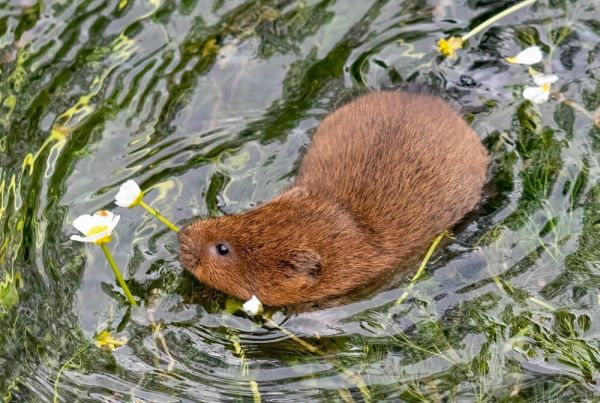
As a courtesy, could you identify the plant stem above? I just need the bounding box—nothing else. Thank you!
[553,93,597,123]
[53,345,88,403]
[461,0,536,41]
[138,200,180,233]
[146,293,175,371]
[394,231,448,305]
[100,243,138,306]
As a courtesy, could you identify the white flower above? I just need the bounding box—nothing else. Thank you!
[532,73,558,86]
[505,46,543,65]
[71,210,120,245]
[523,85,551,104]
[242,295,263,316]
[522,70,558,104]
[115,180,143,208]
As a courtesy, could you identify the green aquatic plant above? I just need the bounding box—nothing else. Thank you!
[0,272,22,319]
[66,179,182,309]
[70,210,137,306]
[393,231,449,306]
[52,345,89,403]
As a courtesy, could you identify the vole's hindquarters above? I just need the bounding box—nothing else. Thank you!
[297,92,488,254]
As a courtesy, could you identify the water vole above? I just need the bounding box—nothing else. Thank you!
[178,91,488,306]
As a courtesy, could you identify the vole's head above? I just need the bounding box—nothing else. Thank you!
[178,196,331,306]
[178,189,378,307]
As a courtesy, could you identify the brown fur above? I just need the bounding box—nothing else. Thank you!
[178,91,488,307]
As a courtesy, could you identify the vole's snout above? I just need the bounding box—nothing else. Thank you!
[178,224,200,271]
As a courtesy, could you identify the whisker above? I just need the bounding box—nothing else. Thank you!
[233,182,251,215]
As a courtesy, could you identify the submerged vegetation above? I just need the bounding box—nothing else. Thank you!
[1,0,600,401]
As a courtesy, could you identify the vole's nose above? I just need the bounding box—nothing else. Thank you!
[178,225,200,271]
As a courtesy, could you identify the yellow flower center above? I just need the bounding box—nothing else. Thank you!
[437,37,464,59]
[86,225,109,236]
[95,330,128,351]
[541,83,551,93]
[94,235,112,245]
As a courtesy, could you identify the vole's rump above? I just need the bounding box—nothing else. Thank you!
[296,91,488,261]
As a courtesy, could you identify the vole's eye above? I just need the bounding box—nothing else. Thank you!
[216,244,229,256]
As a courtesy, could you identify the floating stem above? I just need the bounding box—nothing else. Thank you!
[394,231,448,306]
[138,200,180,233]
[100,243,138,306]
[53,345,88,403]
[553,92,598,125]
[461,0,537,41]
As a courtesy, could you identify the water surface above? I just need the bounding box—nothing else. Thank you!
[1,0,600,401]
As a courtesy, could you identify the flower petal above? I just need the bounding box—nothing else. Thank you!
[242,295,263,316]
[108,214,121,233]
[115,180,142,208]
[72,211,119,244]
[92,210,115,228]
[437,37,464,59]
[87,231,110,241]
[523,86,550,104]
[72,214,95,234]
[70,234,95,243]
[532,73,558,86]
[506,46,543,65]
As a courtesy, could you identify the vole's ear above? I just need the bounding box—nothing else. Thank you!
[279,249,322,278]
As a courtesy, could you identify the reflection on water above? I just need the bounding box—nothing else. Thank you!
[1,0,600,401]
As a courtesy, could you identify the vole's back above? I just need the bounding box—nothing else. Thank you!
[296,92,488,260]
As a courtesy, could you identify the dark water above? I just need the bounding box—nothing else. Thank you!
[1,0,600,401]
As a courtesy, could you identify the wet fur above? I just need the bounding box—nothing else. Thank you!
[179,91,488,307]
